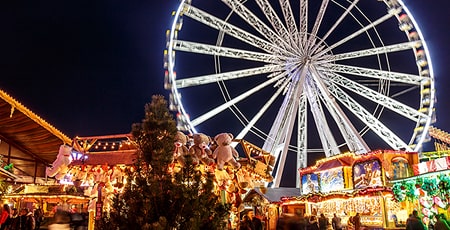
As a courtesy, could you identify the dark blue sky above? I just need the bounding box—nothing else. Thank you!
[0,1,174,137]
[0,1,449,144]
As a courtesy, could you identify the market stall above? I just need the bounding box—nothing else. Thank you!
[3,184,90,228]
[242,187,301,230]
[45,133,276,230]
[292,150,419,229]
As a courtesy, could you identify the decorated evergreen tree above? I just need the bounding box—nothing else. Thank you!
[98,95,229,230]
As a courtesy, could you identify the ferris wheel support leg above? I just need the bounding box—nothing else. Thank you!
[296,94,308,188]
[271,68,309,187]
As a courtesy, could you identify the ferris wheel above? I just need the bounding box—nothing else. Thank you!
[164,0,435,187]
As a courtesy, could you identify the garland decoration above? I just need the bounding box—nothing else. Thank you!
[392,180,417,202]
[392,183,405,202]
[438,173,450,196]
[422,177,438,196]
[392,173,450,204]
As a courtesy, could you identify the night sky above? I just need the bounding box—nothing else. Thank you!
[0,1,449,186]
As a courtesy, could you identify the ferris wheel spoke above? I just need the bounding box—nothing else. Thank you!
[183,4,282,54]
[254,0,294,48]
[310,0,360,54]
[313,13,394,59]
[322,63,424,85]
[304,77,340,157]
[175,64,284,89]
[306,0,330,53]
[191,73,287,126]
[299,0,308,46]
[328,83,412,151]
[323,41,422,62]
[279,0,300,47]
[326,72,427,122]
[309,67,370,154]
[173,40,281,63]
[235,77,289,140]
[220,0,291,50]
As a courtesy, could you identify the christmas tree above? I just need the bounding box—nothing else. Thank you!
[98,95,230,230]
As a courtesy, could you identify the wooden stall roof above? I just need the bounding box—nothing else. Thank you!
[0,167,18,180]
[0,90,72,176]
[71,150,137,166]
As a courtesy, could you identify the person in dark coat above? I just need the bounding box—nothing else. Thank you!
[295,212,308,230]
[8,208,20,230]
[18,208,35,230]
[319,213,329,230]
[247,210,262,230]
[33,207,43,230]
[406,210,426,230]
[240,215,253,230]
[353,213,361,230]
[332,213,343,230]
[434,213,450,230]
[308,216,320,230]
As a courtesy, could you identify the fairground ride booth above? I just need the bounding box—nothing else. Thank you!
[60,134,138,230]
[280,150,418,229]
[61,136,277,230]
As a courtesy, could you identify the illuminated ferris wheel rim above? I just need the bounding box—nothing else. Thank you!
[165,0,436,186]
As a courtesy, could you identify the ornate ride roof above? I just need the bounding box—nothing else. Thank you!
[243,187,301,204]
[0,89,72,178]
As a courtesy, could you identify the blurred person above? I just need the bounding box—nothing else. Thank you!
[353,213,361,230]
[319,213,329,230]
[332,213,343,230]
[0,204,10,230]
[240,215,253,230]
[8,208,19,230]
[347,216,354,230]
[247,210,262,230]
[308,216,319,230]
[276,213,288,230]
[48,210,70,230]
[440,214,450,226]
[434,213,450,230]
[295,212,308,230]
[406,210,425,230]
[33,206,43,230]
[18,208,35,230]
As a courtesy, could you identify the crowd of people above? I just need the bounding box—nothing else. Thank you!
[0,204,42,230]
[275,212,362,230]
[0,204,88,230]
[406,210,450,230]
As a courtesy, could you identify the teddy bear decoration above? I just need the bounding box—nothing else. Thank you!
[212,133,241,170]
[189,133,215,166]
